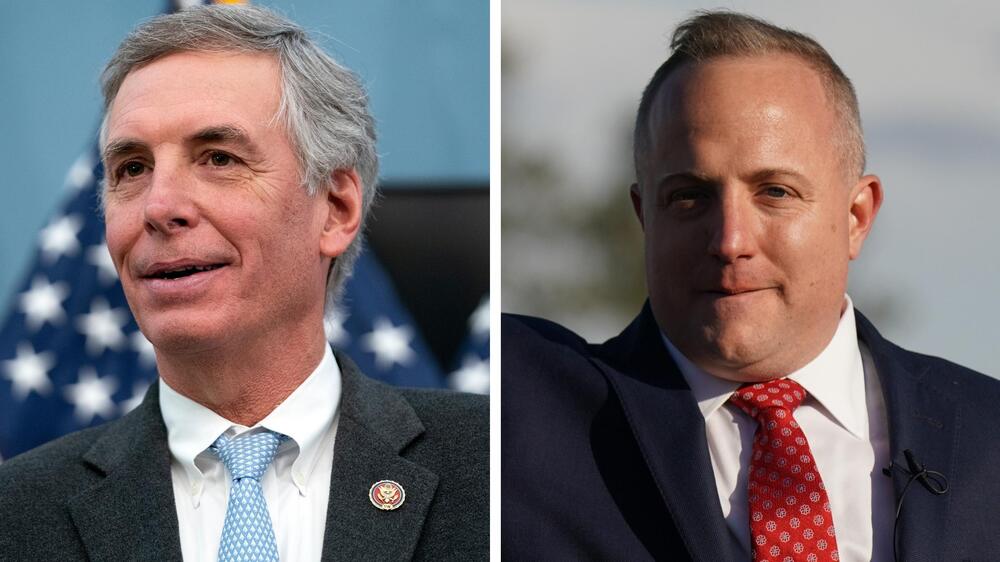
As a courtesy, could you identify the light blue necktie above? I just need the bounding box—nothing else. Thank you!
[211,430,286,562]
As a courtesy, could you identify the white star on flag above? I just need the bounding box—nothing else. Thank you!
[19,275,69,331]
[324,308,350,346]
[87,242,119,285]
[450,354,490,394]
[360,317,416,370]
[65,152,94,190]
[63,367,118,424]
[469,296,489,338]
[2,342,55,400]
[76,298,128,356]
[120,381,150,414]
[131,330,156,367]
[38,214,83,264]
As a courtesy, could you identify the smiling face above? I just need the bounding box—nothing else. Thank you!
[632,54,881,381]
[103,51,355,355]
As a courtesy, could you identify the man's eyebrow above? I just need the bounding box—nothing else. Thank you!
[745,167,816,191]
[654,168,815,189]
[746,167,809,183]
[189,125,263,157]
[102,138,148,164]
[655,171,714,189]
[102,125,263,164]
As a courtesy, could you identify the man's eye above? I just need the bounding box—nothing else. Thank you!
[763,186,789,198]
[668,188,710,208]
[118,161,146,179]
[209,152,233,166]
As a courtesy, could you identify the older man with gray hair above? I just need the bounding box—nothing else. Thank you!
[0,5,487,561]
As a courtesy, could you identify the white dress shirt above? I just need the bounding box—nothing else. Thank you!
[159,344,342,562]
[662,295,895,562]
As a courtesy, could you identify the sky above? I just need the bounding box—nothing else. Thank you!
[502,0,1000,376]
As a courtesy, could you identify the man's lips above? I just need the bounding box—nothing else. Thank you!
[702,287,774,296]
[133,260,230,301]
[139,259,231,280]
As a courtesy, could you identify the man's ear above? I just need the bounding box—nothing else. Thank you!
[848,174,883,260]
[319,168,363,258]
[630,182,645,230]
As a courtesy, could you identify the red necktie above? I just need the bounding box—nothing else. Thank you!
[729,379,840,562]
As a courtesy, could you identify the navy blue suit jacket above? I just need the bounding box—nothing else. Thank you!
[502,304,1000,561]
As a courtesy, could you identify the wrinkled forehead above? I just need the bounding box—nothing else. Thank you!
[103,50,284,145]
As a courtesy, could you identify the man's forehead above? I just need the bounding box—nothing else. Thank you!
[655,55,827,115]
[104,50,283,149]
[119,49,280,88]
[646,54,835,146]
[110,51,280,113]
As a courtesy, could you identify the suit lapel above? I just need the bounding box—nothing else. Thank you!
[593,305,743,561]
[67,383,183,561]
[856,312,957,561]
[589,307,960,560]
[322,353,438,561]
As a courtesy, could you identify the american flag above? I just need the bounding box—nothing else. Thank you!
[448,294,490,395]
[0,140,485,460]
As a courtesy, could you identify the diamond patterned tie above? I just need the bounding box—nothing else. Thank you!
[211,430,286,562]
[729,379,840,562]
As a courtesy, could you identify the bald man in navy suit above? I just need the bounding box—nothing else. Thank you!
[502,11,1000,562]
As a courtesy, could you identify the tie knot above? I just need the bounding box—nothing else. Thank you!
[211,430,285,482]
[729,379,807,420]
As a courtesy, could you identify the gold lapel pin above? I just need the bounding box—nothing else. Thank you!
[369,480,405,510]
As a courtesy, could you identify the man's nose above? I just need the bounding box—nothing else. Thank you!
[708,190,756,263]
[143,164,199,235]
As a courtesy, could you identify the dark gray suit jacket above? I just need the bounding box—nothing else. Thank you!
[0,353,489,561]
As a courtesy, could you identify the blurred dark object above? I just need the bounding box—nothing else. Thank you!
[368,184,489,367]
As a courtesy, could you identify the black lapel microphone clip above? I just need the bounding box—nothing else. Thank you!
[881,449,949,562]
[882,448,949,495]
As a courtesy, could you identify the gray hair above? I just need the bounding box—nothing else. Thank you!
[634,10,865,184]
[99,4,378,315]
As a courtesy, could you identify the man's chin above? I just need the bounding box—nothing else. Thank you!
[656,301,788,376]
[685,325,788,381]
[138,320,230,357]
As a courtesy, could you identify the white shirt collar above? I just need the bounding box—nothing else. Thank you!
[159,344,342,502]
[662,295,868,440]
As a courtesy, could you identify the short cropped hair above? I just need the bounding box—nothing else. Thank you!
[99,4,378,315]
[633,11,865,184]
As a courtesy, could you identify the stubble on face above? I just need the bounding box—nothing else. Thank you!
[637,54,854,382]
[102,51,332,358]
